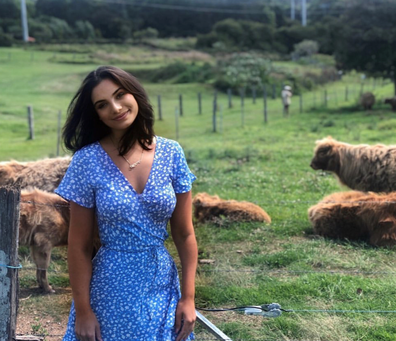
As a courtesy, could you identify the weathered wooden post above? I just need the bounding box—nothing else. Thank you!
[0,187,20,341]
[227,88,232,108]
[27,106,34,140]
[240,88,245,128]
[263,86,268,124]
[198,93,202,115]
[212,93,217,133]
[299,93,303,113]
[252,86,256,104]
[56,110,62,156]
[157,95,162,121]
[179,94,183,117]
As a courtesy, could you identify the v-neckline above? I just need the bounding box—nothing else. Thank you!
[97,137,159,196]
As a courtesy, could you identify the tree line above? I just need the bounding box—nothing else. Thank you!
[1,0,395,93]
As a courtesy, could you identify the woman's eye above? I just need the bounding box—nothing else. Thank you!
[97,103,106,109]
[117,92,125,99]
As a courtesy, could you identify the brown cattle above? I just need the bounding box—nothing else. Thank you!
[192,192,271,224]
[360,92,375,110]
[384,97,396,111]
[20,188,70,293]
[0,157,71,192]
[308,191,396,247]
[310,136,396,193]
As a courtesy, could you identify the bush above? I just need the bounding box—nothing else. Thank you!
[0,32,13,47]
[147,62,213,84]
[133,27,159,42]
[213,53,272,93]
[291,39,319,60]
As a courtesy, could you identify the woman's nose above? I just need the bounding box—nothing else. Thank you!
[112,100,122,112]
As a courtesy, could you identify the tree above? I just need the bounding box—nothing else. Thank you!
[335,1,396,95]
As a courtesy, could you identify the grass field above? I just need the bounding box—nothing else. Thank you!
[1,45,396,341]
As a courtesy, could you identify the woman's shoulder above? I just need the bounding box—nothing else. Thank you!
[156,136,181,150]
[72,142,100,161]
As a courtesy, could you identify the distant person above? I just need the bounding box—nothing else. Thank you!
[281,85,292,115]
[55,66,197,341]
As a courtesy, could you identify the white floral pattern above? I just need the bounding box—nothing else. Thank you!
[55,136,196,341]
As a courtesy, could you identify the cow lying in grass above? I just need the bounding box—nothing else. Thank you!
[0,157,71,192]
[310,136,396,193]
[192,192,271,224]
[308,191,396,247]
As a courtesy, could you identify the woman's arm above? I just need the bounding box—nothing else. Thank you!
[170,191,198,341]
[68,201,102,341]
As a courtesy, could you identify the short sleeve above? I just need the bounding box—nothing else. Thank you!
[55,148,95,208]
[172,142,196,193]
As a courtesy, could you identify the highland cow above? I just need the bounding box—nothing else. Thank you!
[192,192,271,224]
[20,188,101,293]
[384,97,396,111]
[0,157,71,192]
[20,188,70,293]
[360,92,375,110]
[308,191,396,247]
[310,136,396,192]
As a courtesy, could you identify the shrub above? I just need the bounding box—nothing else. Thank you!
[291,39,319,60]
[0,32,13,47]
[213,53,272,93]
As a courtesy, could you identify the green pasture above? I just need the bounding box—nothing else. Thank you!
[2,46,396,341]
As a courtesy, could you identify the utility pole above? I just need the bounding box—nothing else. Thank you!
[290,0,295,20]
[301,0,307,26]
[20,0,29,42]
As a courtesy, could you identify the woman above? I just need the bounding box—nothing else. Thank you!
[55,66,197,341]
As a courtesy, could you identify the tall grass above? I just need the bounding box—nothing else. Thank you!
[2,46,396,341]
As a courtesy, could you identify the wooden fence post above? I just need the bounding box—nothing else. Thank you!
[0,187,20,341]
[227,88,232,108]
[252,86,256,104]
[198,93,202,115]
[56,110,61,156]
[212,94,217,133]
[27,106,34,140]
[157,95,162,121]
[263,86,268,124]
[299,93,303,113]
[240,88,245,128]
[179,94,183,117]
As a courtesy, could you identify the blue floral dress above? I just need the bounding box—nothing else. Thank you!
[55,136,196,341]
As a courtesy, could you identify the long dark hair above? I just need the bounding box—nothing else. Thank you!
[63,66,155,155]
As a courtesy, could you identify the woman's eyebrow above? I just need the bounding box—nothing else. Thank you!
[93,87,122,106]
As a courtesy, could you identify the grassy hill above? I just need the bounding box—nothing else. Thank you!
[2,45,396,341]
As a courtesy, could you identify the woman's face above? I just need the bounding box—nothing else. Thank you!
[91,79,139,135]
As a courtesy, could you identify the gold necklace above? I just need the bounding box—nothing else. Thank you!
[122,149,143,171]
[110,136,144,171]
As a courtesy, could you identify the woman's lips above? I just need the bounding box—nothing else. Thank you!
[114,110,129,121]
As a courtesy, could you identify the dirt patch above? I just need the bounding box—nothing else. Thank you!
[16,287,71,341]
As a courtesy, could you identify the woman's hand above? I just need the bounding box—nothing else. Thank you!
[175,297,196,341]
[75,310,102,341]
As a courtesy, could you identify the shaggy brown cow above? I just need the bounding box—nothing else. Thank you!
[310,136,396,193]
[192,192,271,224]
[20,188,101,293]
[360,92,375,110]
[20,188,70,293]
[384,97,396,111]
[308,191,396,247]
[0,157,71,192]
